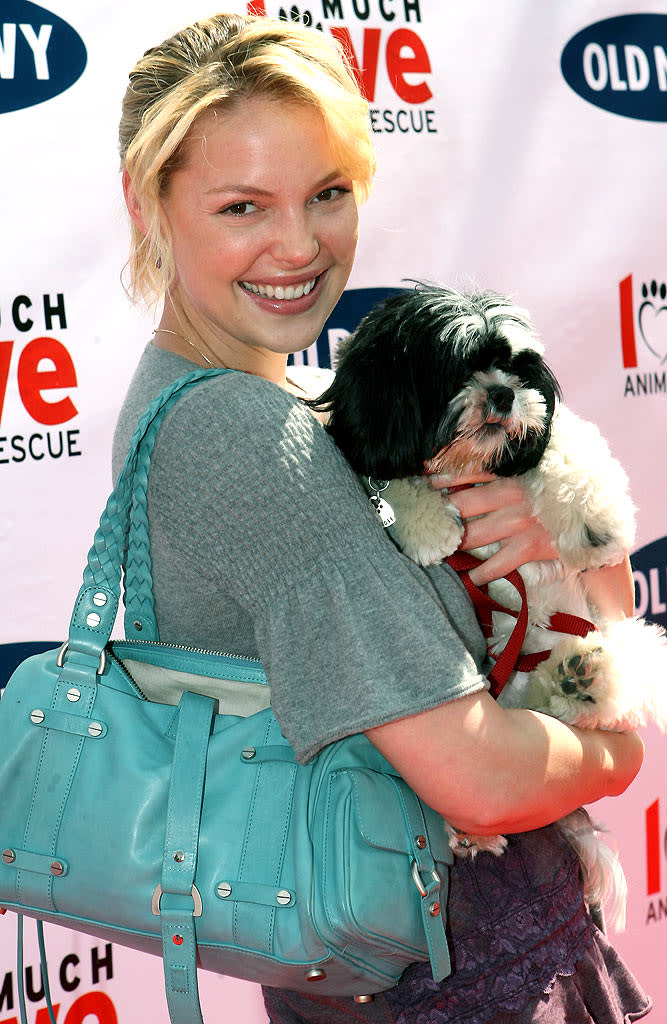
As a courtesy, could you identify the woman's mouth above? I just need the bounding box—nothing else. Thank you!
[240,275,320,301]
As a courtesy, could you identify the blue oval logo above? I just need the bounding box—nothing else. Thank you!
[0,0,87,115]
[632,536,667,629]
[290,287,404,369]
[561,14,667,122]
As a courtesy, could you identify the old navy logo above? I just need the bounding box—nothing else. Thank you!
[561,14,667,122]
[0,0,87,114]
[631,537,667,630]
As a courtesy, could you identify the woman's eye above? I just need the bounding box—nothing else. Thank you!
[312,186,348,204]
[220,201,257,216]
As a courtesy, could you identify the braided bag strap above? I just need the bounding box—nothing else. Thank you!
[71,369,230,654]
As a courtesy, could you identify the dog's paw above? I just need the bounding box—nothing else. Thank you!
[523,637,613,723]
[386,478,464,565]
[448,829,508,858]
[555,648,604,701]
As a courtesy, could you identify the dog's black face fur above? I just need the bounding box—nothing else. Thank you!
[310,285,562,481]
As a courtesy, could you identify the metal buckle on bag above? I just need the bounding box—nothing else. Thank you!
[410,859,441,898]
[151,883,203,917]
[56,641,107,676]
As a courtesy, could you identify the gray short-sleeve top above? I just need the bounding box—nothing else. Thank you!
[112,344,488,763]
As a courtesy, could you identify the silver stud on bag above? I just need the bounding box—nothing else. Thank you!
[86,612,101,628]
[30,709,45,725]
[92,592,107,607]
[88,722,103,738]
[50,861,65,877]
[66,688,81,703]
[305,969,327,982]
[368,478,396,528]
[241,747,256,760]
[2,850,16,864]
[217,882,232,899]
[354,996,374,1004]
[415,835,427,850]
[174,851,185,863]
[133,620,143,632]
[276,890,291,906]
[429,901,441,917]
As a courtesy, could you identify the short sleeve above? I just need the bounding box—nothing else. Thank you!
[147,371,488,763]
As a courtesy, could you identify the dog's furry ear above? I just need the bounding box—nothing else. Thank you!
[493,349,563,476]
[308,303,428,479]
[511,349,562,407]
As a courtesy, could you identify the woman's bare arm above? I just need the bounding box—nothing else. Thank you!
[581,556,635,618]
[365,691,644,835]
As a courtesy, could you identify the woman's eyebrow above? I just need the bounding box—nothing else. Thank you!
[204,183,272,197]
[204,171,344,198]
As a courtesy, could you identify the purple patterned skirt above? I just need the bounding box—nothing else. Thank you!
[263,826,651,1024]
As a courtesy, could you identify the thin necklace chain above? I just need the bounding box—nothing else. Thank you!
[153,327,219,368]
[153,326,307,396]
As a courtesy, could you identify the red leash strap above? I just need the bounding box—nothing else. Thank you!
[445,552,597,699]
[544,611,597,638]
[446,553,529,697]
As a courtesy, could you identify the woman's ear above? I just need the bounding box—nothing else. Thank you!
[122,169,147,234]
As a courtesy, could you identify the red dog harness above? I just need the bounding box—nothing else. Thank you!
[446,551,598,698]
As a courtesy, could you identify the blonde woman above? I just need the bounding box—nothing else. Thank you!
[114,13,649,1023]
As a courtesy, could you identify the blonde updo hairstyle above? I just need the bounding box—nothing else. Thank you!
[119,13,376,304]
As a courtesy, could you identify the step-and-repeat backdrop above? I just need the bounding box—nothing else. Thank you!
[2,1,666,1020]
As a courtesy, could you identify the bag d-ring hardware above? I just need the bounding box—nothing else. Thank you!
[151,883,203,917]
[410,859,441,898]
[56,641,106,675]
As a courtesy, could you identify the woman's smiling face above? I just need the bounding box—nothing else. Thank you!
[160,96,359,364]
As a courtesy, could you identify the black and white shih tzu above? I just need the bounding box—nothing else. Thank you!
[311,283,667,929]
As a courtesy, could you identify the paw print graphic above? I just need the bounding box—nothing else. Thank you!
[278,5,323,30]
[638,280,667,364]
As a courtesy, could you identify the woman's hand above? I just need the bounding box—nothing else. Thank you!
[580,557,635,619]
[428,472,636,617]
[428,472,559,585]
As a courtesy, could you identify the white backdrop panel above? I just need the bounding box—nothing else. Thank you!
[1,1,666,1021]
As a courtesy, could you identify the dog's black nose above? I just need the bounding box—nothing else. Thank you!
[486,384,515,416]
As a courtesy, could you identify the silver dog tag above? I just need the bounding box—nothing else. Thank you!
[368,479,396,528]
[369,494,396,528]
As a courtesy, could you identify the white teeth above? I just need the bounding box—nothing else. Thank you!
[241,276,318,300]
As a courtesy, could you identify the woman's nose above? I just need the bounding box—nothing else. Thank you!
[271,210,319,267]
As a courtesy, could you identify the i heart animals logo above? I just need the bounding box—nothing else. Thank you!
[638,281,667,364]
[620,274,667,397]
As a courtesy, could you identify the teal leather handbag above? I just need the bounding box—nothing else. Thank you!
[0,370,453,1024]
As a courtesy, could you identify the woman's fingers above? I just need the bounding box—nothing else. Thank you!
[427,470,495,491]
[444,477,528,518]
[457,505,531,548]
[466,527,560,585]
